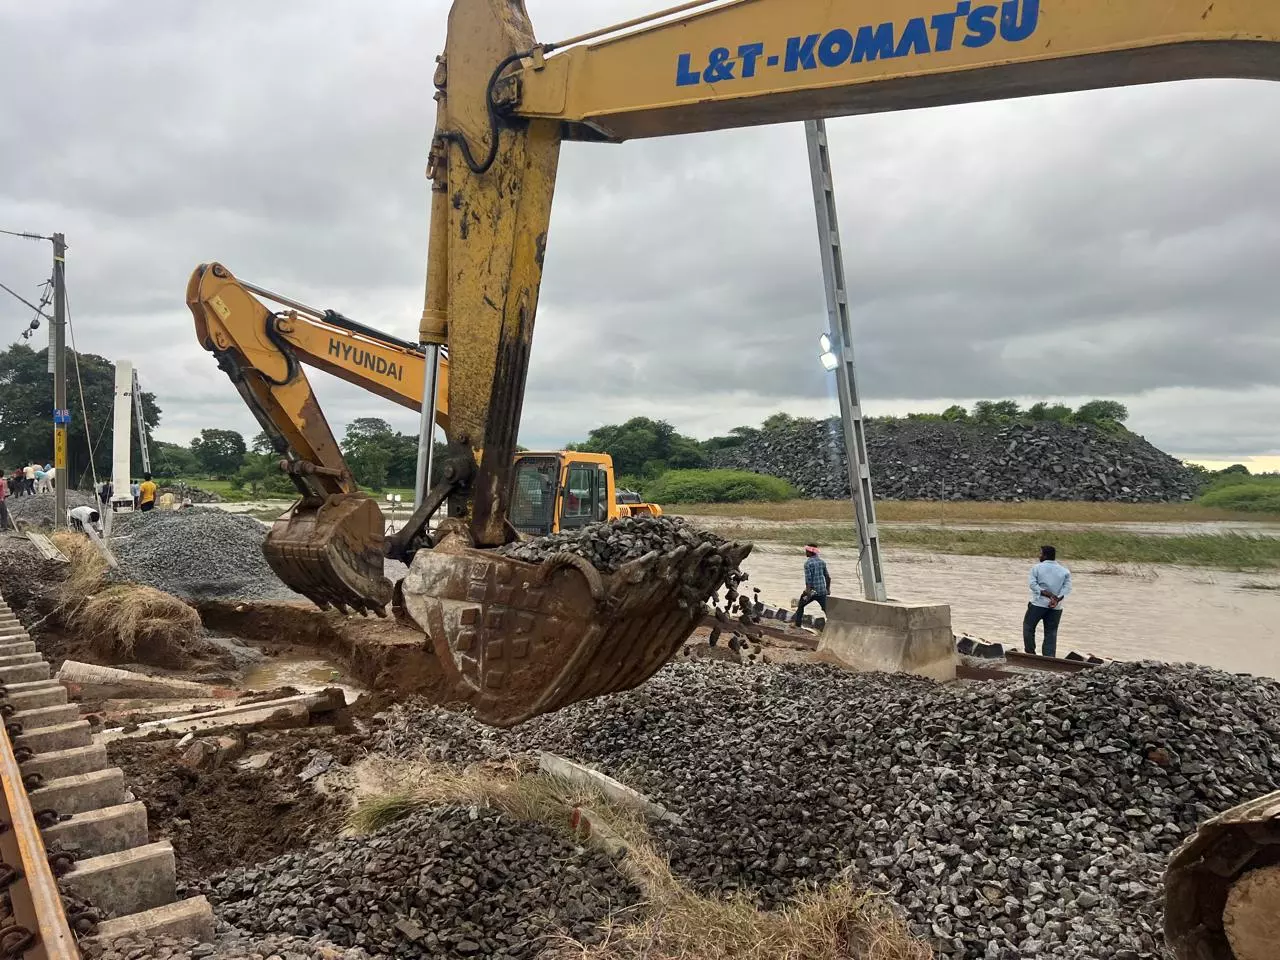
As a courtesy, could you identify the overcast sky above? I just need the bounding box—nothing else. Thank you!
[2,1,1279,468]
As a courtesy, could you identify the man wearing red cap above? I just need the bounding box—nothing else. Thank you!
[793,544,831,627]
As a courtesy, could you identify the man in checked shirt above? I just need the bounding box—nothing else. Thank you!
[792,544,831,627]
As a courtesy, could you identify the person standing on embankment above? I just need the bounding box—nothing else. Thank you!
[138,473,158,512]
[793,544,831,627]
[1024,545,1072,658]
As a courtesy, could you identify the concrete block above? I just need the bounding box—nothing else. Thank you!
[12,703,79,730]
[0,661,50,683]
[4,680,68,711]
[89,896,214,946]
[817,596,956,683]
[15,720,91,753]
[0,641,37,655]
[21,743,108,781]
[62,841,177,916]
[539,752,680,823]
[43,801,148,858]
[28,768,126,815]
[57,661,217,700]
[0,652,42,667]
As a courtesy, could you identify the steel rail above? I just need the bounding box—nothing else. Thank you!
[0,713,77,959]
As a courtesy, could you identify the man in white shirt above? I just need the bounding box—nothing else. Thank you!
[1024,544,1072,658]
[68,505,102,534]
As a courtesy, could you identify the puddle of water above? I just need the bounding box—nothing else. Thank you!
[242,657,365,702]
[741,544,1280,679]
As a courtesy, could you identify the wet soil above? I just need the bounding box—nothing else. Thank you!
[108,729,367,881]
[196,600,457,704]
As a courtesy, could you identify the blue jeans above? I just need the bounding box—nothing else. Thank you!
[1023,603,1063,658]
[793,594,827,626]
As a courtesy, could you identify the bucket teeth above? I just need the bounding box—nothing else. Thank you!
[262,495,392,616]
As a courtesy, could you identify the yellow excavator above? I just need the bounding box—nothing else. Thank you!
[191,3,1280,949]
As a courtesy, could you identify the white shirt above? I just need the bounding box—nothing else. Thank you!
[1029,560,1072,608]
[69,506,98,527]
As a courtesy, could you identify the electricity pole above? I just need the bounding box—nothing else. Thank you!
[52,234,68,530]
[805,120,887,602]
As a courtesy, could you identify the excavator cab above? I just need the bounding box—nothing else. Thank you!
[509,453,659,538]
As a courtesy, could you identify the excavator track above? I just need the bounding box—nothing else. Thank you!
[0,592,213,957]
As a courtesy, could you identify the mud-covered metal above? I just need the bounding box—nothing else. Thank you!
[400,533,752,726]
[264,494,393,616]
[1165,789,1280,960]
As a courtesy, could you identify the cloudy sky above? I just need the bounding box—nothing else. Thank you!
[2,1,1279,469]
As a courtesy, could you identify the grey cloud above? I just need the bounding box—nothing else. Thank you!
[2,2,1278,462]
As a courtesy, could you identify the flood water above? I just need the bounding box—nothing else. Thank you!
[741,544,1280,679]
[241,656,364,701]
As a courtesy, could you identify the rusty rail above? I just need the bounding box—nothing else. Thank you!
[0,715,77,959]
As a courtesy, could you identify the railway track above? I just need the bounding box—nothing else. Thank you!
[0,592,212,957]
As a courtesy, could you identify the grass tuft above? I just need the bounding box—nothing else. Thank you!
[51,531,201,666]
[351,756,931,960]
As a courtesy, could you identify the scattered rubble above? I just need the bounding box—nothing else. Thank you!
[108,731,357,880]
[370,659,1280,958]
[109,509,295,603]
[712,419,1202,502]
[187,806,641,959]
[497,514,733,574]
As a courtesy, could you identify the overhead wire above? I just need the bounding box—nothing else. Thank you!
[63,288,100,488]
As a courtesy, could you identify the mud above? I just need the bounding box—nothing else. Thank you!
[108,729,364,881]
[196,600,457,705]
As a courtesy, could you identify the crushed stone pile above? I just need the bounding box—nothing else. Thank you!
[182,806,641,960]
[370,660,1280,959]
[711,418,1203,502]
[497,514,731,573]
[83,931,374,960]
[6,489,94,527]
[109,508,295,603]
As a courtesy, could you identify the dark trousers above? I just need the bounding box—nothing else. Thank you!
[793,593,827,626]
[1023,603,1063,658]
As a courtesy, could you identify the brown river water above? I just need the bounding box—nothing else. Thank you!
[740,543,1280,679]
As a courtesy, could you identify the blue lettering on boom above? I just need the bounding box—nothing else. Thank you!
[675,0,1039,86]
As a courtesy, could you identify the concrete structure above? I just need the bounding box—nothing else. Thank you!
[110,359,135,513]
[0,591,214,946]
[817,596,956,683]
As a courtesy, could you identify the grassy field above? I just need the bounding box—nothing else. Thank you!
[675,499,1280,524]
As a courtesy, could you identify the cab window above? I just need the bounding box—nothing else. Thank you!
[560,463,600,528]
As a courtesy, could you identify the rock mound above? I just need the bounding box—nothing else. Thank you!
[711,419,1201,502]
[371,659,1280,958]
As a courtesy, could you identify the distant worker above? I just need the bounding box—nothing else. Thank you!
[130,480,141,510]
[138,473,158,512]
[0,473,10,530]
[793,544,831,627]
[1024,545,1072,658]
[22,463,35,496]
[98,480,113,508]
[68,505,102,534]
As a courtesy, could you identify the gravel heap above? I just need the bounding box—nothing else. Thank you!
[183,806,640,959]
[498,515,732,573]
[6,490,95,527]
[159,484,225,504]
[711,419,1203,502]
[83,931,376,960]
[370,660,1280,958]
[109,508,295,602]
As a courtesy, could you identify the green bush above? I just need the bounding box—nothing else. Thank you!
[645,469,795,504]
[1198,476,1280,513]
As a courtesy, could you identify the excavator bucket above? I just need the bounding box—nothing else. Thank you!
[398,535,753,727]
[264,494,394,616]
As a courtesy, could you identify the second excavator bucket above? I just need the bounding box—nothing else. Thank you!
[264,494,394,616]
[398,534,753,727]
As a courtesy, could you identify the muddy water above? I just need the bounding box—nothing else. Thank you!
[242,656,365,702]
[741,544,1280,679]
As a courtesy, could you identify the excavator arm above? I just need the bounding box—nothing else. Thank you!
[187,263,449,614]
